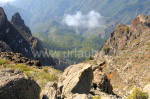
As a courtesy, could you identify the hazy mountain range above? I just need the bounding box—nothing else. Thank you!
[2,0,150,67]
[3,0,150,33]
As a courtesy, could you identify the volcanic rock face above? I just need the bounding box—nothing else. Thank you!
[0,7,55,66]
[95,14,150,96]
[0,69,41,99]
[11,12,32,35]
[0,8,7,28]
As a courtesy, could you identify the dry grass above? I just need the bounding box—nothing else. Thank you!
[0,59,62,88]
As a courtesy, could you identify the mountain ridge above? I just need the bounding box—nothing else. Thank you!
[0,7,55,66]
[94,14,150,96]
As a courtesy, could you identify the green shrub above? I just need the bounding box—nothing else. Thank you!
[126,26,130,33]
[103,47,110,54]
[128,88,148,99]
[42,68,49,73]
[86,56,94,61]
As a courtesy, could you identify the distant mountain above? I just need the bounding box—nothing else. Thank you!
[4,0,148,37]
[0,7,55,66]
[2,0,150,68]
[11,0,150,24]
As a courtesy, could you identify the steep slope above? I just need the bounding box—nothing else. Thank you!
[0,7,55,66]
[95,14,150,96]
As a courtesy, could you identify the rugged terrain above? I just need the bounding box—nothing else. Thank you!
[1,6,150,99]
[94,14,150,97]
[0,7,55,66]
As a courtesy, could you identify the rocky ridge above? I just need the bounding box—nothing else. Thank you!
[0,52,41,66]
[95,14,150,97]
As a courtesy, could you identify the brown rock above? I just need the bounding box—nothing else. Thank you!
[61,63,93,98]
[0,69,41,99]
[40,82,58,99]
[92,69,113,94]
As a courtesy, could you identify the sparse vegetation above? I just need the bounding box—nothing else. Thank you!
[0,61,61,88]
[0,60,8,65]
[127,88,148,99]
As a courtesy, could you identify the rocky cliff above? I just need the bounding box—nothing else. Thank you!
[95,14,150,96]
[0,7,55,66]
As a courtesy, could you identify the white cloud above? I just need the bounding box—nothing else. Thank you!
[0,0,15,4]
[63,11,105,29]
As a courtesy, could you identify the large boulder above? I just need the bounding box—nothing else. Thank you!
[61,63,93,98]
[40,82,58,99]
[0,69,41,99]
[92,69,113,94]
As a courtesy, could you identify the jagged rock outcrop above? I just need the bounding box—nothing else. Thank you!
[95,14,150,96]
[11,12,32,35]
[0,52,41,66]
[0,69,41,99]
[61,63,93,98]
[0,7,55,66]
[0,7,7,28]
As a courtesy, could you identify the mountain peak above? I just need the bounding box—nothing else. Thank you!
[0,7,55,66]
[11,12,32,34]
[11,12,24,27]
[0,7,7,27]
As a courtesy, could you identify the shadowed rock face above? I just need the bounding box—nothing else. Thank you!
[11,12,32,35]
[0,69,41,99]
[0,7,7,28]
[0,7,55,66]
